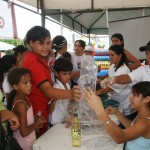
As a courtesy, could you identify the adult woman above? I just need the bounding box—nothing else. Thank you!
[111,33,141,70]
[97,45,137,121]
[22,26,80,135]
[70,40,87,86]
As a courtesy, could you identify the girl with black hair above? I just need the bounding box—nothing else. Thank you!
[7,67,46,150]
[0,55,18,104]
[111,33,141,70]
[96,45,137,121]
[22,26,81,135]
[85,81,150,150]
[52,35,67,59]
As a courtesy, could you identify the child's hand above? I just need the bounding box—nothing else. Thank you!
[105,106,118,115]
[71,85,81,101]
[38,115,47,124]
[65,115,73,128]
[85,88,104,115]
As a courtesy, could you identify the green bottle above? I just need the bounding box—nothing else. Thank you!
[71,109,81,147]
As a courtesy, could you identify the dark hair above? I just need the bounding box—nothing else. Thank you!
[111,33,124,48]
[7,67,31,109]
[52,35,67,57]
[132,81,150,108]
[109,45,130,72]
[54,57,73,73]
[13,45,28,56]
[63,52,71,62]
[7,67,31,137]
[0,55,17,84]
[24,26,51,45]
[74,40,85,49]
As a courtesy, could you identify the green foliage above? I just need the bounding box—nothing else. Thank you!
[0,38,24,47]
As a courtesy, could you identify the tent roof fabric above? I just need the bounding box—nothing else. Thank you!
[11,0,150,34]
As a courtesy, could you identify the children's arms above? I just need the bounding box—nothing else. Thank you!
[0,110,19,130]
[39,81,81,101]
[85,89,148,144]
[15,101,46,137]
[96,86,112,95]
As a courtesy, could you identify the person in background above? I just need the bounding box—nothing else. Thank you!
[97,45,137,122]
[13,45,28,66]
[70,40,87,86]
[7,67,46,150]
[22,26,81,135]
[63,51,71,62]
[85,81,150,150]
[52,35,67,60]
[50,58,73,125]
[84,45,94,56]
[111,33,141,70]
[0,55,18,105]
[0,89,7,131]
[84,45,101,72]
[101,41,150,87]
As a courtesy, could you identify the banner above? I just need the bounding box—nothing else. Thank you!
[0,1,15,39]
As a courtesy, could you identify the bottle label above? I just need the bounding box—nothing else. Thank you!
[72,128,81,141]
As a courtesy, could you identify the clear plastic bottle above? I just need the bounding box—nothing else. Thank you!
[71,109,81,147]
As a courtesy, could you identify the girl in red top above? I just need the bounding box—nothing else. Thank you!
[22,26,81,135]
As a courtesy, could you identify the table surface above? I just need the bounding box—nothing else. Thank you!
[33,123,124,150]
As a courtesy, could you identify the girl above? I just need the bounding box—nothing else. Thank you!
[7,67,46,150]
[111,33,141,70]
[85,81,150,150]
[0,55,18,104]
[96,45,137,121]
[22,26,81,135]
[52,35,67,60]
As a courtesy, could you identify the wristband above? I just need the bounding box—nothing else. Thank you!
[103,119,112,126]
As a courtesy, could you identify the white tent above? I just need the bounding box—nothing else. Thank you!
[8,0,150,35]
[0,41,15,51]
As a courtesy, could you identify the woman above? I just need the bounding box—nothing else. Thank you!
[111,33,141,70]
[97,45,137,121]
[70,40,87,86]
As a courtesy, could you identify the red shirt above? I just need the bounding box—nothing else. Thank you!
[22,52,52,116]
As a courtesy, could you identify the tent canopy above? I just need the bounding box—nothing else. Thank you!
[10,0,150,35]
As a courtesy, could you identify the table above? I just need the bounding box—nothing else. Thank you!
[33,120,124,150]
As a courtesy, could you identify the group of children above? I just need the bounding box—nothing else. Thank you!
[0,25,150,150]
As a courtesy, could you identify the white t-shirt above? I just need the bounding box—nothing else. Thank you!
[128,65,150,83]
[51,79,71,124]
[108,64,134,115]
[70,52,87,83]
[2,73,12,105]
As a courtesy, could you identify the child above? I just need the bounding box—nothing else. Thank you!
[52,35,67,60]
[51,58,73,125]
[22,26,80,135]
[7,67,46,150]
[85,81,150,150]
[13,45,28,67]
[0,55,18,105]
